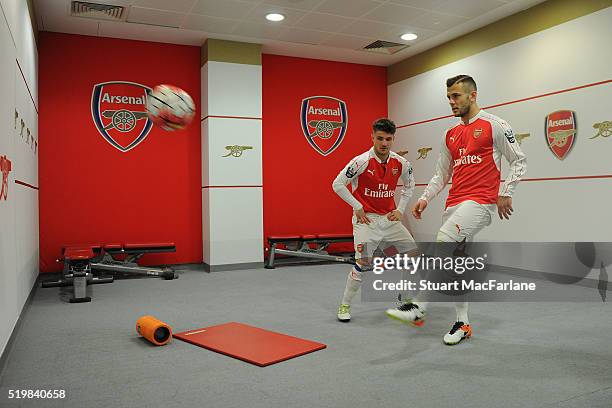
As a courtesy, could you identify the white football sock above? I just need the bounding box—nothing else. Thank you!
[455,301,469,324]
[341,266,362,305]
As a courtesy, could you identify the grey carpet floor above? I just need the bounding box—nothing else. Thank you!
[1,264,612,408]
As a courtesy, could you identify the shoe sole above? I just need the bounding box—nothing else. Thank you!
[385,310,425,327]
[444,334,472,345]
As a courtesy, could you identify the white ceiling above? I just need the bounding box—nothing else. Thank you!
[33,0,547,66]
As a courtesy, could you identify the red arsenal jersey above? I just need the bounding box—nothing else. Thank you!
[333,148,414,215]
[420,110,527,208]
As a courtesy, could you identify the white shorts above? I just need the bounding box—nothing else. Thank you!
[438,200,495,242]
[353,213,417,261]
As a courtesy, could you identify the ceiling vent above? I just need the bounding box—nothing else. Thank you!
[70,1,127,22]
[362,40,408,55]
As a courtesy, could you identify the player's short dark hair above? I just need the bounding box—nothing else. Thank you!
[446,75,477,92]
[372,118,396,135]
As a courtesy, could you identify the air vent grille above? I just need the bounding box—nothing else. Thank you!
[362,40,408,55]
[71,1,126,21]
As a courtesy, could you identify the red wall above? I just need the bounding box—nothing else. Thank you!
[262,54,387,242]
[39,33,202,272]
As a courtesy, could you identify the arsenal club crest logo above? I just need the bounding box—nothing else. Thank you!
[0,155,12,201]
[91,81,153,152]
[545,110,576,160]
[300,96,348,156]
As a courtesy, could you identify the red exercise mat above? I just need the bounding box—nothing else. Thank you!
[174,322,326,366]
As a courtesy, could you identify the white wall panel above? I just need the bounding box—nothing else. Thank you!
[207,187,263,266]
[201,119,208,186]
[15,0,37,108]
[14,60,38,185]
[202,189,210,263]
[205,117,262,186]
[14,186,39,309]
[389,8,612,126]
[201,56,263,268]
[0,10,15,143]
[0,1,17,357]
[0,0,38,359]
[0,0,17,48]
[206,61,262,118]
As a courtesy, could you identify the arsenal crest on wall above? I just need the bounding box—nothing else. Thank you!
[91,81,153,152]
[545,110,576,160]
[300,96,348,156]
[0,155,12,201]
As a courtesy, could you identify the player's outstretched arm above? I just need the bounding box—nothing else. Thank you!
[394,158,415,220]
[493,119,527,220]
[414,138,453,219]
[331,156,369,223]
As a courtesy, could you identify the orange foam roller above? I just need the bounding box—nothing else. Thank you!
[136,316,172,346]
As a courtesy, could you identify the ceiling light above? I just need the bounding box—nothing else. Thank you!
[265,13,285,22]
[400,33,418,41]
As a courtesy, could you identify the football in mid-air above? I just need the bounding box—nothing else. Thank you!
[146,84,195,131]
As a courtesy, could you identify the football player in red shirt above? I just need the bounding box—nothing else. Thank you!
[386,75,527,345]
[332,118,417,322]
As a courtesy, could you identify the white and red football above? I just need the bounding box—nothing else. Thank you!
[146,84,195,131]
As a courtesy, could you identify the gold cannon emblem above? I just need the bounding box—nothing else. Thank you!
[515,133,530,145]
[417,147,432,160]
[307,120,345,139]
[590,121,612,139]
[548,129,576,148]
[102,110,149,132]
[222,145,253,158]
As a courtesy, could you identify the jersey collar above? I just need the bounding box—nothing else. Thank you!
[460,109,484,126]
[369,147,390,163]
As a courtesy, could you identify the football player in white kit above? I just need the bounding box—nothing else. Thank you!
[332,118,417,322]
[386,75,527,345]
